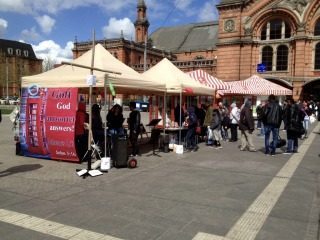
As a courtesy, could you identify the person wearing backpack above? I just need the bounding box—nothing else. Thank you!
[185,106,199,152]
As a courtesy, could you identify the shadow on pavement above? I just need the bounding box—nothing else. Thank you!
[0,164,43,178]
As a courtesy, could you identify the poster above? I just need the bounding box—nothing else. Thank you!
[20,86,79,162]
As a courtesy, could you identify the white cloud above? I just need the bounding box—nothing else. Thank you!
[0,18,8,37]
[198,1,219,22]
[35,15,55,34]
[32,40,74,63]
[102,17,134,40]
[174,0,193,11]
[21,27,41,42]
[0,0,136,15]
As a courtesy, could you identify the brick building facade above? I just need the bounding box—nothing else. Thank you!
[216,0,320,100]
[73,0,320,101]
[73,0,217,76]
[0,39,42,98]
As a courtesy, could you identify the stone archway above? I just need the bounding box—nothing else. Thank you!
[303,79,320,101]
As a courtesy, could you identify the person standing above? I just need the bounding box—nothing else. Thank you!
[229,102,240,142]
[204,103,213,146]
[128,102,141,156]
[107,104,125,136]
[75,102,89,161]
[238,100,256,151]
[263,94,283,156]
[218,102,229,141]
[210,109,223,149]
[185,106,199,152]
[174,103,184,127]
[301,101,311,139]
[283,98,303,154]
[91,103,104,145]
[0,109,2,123]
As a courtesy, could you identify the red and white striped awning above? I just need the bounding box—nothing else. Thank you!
[218,75,292,96]
[187,69,229,90]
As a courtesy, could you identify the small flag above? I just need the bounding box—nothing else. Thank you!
[109,81,116,96]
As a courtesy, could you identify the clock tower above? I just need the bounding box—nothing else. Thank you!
[134,0,150,43]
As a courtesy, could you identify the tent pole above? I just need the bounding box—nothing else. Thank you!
[104,74,108,158]
[179,89,182,145]
[87,29,95,170]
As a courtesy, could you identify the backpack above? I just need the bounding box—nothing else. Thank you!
[256,105,265,120]
[188,112,198,126]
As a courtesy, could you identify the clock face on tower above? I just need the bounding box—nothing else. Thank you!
[224,19,235,32]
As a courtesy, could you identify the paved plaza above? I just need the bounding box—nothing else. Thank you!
[0,114,320,240]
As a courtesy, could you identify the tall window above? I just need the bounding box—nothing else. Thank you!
[276,45,288,71]
[315,42,320,70]
[261,19,291,40]
[262,46,273,71]
[315,20,320,36]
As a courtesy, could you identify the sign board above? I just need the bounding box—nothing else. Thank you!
[19,87,79,162]
[257,63,266,73]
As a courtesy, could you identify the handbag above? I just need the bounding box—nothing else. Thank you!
[271,135,286,148]
[196,126,201,134]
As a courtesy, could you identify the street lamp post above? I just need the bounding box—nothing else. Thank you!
[6,57,9,104]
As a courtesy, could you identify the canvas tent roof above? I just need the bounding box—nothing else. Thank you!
[187,69,229,90]
[142,58,214,95]
[218,75,292,96]
[22,44,165,93]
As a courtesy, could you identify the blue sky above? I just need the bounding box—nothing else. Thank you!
[0,0,221,63]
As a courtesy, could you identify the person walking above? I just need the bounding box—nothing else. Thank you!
[229,102,240,142]
[128,101,141,156]
[263,94,283,156]
[238,100,256,152]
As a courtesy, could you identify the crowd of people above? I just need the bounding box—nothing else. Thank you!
[173,94,319,156]
[74,94,319,161]
[74,101,141,161]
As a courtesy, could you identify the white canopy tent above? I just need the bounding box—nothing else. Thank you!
[142,58,214,144]
[22,44,165,93]
[142,58,214,96]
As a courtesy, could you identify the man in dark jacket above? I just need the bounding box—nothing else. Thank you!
[128,102,141,156]
[283,98,304,154]
[263,94,283,156]
[185,106,199,152]
[239,100,256,151]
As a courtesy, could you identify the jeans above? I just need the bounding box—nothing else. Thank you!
[264,125,279,154]
[186,127,196,149]
[286,130,298,152]
[303,118,310,137]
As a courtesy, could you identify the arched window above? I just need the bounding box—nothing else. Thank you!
[276,45,288,71]
[315,20,320,36]
[260,19,291,40]
[315,42,320,70]
[262,46,273,71]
